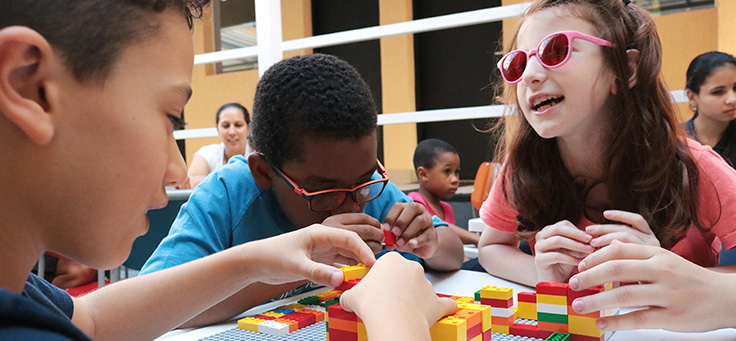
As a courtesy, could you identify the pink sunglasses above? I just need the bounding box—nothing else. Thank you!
[497,31,614,83]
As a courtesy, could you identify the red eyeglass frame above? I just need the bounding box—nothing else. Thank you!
[272,159,390,212]
[497,30,614,84]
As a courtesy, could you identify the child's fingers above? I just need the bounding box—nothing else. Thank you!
[592,308,667,332]
[323,213,381,229]
[576,241,657,273]
[537,221,593,244]
[569,283,663,315]
[535,234,595,255]
[588,231,655,248]
[602,210,651,234]
[435,297,459,321]
[535,250,585,268]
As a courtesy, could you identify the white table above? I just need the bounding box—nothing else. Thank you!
[157,270,736,341]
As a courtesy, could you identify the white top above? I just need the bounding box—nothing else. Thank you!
[193,143,252,173]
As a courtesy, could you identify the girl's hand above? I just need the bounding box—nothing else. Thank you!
[534,220,594,283]
[322,213,384,253]
[382,202,438,259]
[585,210,660,249]
[569,241,735,332]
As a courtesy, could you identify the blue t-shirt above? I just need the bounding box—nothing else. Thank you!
[141,156,446,276]
[0,273,90,340]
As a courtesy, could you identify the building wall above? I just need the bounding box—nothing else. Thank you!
[185,1,723,184]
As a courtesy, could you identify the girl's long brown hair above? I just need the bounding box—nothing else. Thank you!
[494,0,706,246]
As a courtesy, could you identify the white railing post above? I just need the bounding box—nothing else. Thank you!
[255,0,283,77]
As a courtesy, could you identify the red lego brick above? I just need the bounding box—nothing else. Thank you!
[518,292,537,303]
[480,297,514,308]
[335,278,361,292]
[328,303,358,321]
[537,282,569,296]
[281,312,315,329]
[566,285,603,305]
[510,323,554,339]
[249,314,276,320]
[383,230,396,246]
[569,334,605,341]
[329,327,358,341]
[467,322,483,340]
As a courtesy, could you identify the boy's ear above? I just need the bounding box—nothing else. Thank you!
[625,49,640,89]
[0,27,58,145]
[248,153,273,189]
[416,166,429,182]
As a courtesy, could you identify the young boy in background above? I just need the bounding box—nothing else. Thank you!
[140,53,464,327]
[410,138,480,246]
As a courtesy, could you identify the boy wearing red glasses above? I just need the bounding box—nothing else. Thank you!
[140,53,464,327]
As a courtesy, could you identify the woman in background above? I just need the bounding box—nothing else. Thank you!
[188,103,252,187]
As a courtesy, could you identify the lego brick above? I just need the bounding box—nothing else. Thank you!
[302,308,326,322]
[537,303,568,315]
[249,314,276,320]
[491,306,515,318]
[329,327,358,341]
[467,322,483,340]
[430,316,467,340]
[537,293,568,305]
[568,315,603,337]
[335,278,361,292]
[518,301,538,320]
[260,311,285,318]
[454,309,482,329]
[537,282,569,296]
[273,318,298,332]
[546,332,571,341]
[538,312,568,324]
[569,334,605,341]
[491,324,510,334]
[481,297,514,308]
[383,229,396,246]
[480,286,513,300]
[491,315,515,326]
[538,321,568,333]
[475,290,481,302]
[298,296,321,306]
[567,305,602,319]
[328,304,357,321]
[482,330,492,341]
[518,292,537,303]
[357,321,368,341]
[257,320,290,336]
[282,312,316,329]
[328,318,357,333]
[566,285,603,305]
[458,303,492,331]
[236,317,264,333]
[341,264,370,281]
[469,334,482,341]
[510,323,543,339]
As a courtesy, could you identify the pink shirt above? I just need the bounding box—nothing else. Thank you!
[408,191,455,225]
[480,138,736,267]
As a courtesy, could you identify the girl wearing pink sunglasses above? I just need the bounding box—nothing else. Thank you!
[478,0,736,332]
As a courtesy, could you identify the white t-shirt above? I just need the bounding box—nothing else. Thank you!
[193,142,252,173]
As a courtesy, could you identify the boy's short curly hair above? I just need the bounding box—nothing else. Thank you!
[250,53,378,167]
[1,0,209,84]
[413,138,459,171]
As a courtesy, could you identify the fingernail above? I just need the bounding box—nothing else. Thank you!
[596,318,607,330]
[572,298,584,313]
[569,277,579,290]
[381,223,390,231]
[397,238,405,246]
[578,261,587,271]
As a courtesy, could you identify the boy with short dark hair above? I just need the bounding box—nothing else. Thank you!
[140,53,464,327]
[0,2,378,339]
[410,138,480,246]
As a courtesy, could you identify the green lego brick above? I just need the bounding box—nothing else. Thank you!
[537,312,568,324]
[545,332,571,341]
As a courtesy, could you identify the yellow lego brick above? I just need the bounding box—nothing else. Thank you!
[237,317,264,332]
[518,302,537,320]
[341,264,370,281]
[492,324,509,334]
[480,286,513,300]
[470,335,482,341]
[456,296,475,304]
[458,303,492,331]
[537,293,567,305]
[357,321,368,341]
[316,290,340,297]
[569,315,603,337]
[430,316,467,340]
[261,311,285,318]
[280,303,306,311]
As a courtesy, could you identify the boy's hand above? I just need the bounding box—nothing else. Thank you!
[534,220,594,283]
[340,252,457,340]
[248,224,376,288]
[382,202,438,258]
[52,259,98,289]
[322,213,384,253]
[585,210,660,248]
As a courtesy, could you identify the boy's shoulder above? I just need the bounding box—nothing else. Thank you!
[0,275,90,340]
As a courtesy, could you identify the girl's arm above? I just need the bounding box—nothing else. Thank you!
[478,227,538,286]
[186,155,211,188]
[70,225,376,341]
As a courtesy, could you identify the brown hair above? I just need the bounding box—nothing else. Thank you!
[493,0,704,246]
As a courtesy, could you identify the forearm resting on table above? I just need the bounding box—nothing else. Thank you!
[179,281,304,328]
[423,226,464,271]
[478,243,537,286]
